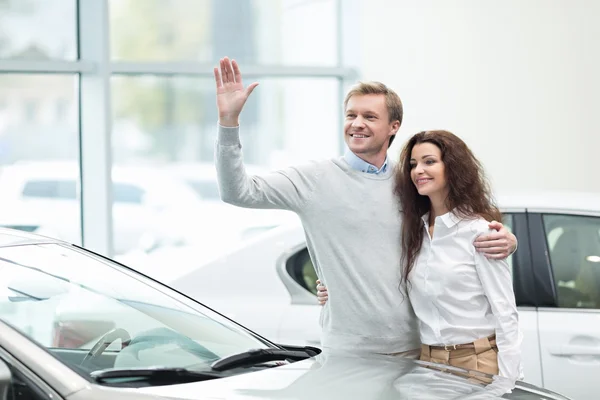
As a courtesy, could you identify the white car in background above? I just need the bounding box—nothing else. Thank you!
[0,160,300,276]
[115,162,300,281]
[0,161,202,254]
[164,162,267,203]
[169,192,600,400]
[164,161,299,240]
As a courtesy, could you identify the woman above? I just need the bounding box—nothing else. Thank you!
[318,130,522,379]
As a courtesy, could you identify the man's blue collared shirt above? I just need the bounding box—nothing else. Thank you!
[343,149,388,174]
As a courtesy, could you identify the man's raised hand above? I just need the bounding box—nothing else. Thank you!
[214,57,259,127]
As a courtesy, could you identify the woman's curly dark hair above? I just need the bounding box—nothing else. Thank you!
[394,130,502,285]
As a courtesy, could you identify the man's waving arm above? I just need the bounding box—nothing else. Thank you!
[214,57,317,212]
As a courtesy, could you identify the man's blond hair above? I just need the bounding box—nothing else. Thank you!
[343,81,403,146]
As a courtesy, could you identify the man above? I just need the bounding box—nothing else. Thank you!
[213,57,516,355]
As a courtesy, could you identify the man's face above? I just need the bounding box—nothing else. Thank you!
[343,94,399,162]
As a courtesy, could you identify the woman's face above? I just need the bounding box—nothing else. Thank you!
[409,142,448,198]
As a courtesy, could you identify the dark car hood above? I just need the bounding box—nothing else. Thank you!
[138,350,570,400]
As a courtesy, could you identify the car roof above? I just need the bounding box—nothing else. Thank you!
[497,191,600,213]
[0,227,64,248]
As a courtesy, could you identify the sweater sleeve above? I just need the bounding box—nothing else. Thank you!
[215,124,319,212]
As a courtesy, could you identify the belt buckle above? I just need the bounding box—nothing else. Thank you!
[444,344,457,351]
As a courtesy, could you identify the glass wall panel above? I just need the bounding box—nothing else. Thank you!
[109,0,338,66]
[111,75,340,280]
[0,74,80,244]
[0,0,77,60]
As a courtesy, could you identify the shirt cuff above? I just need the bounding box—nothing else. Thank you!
[217,124,241,146]
[498,349,523,380]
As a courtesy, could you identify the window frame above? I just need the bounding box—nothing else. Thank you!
[507,212,539,308]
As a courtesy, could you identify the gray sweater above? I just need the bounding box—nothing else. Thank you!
[216,125,420,353]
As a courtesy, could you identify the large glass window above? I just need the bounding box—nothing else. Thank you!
[0,74,80,244]
[543,214,600,309]
[111,76,337,269]
[109,0,338,66]
[2,0,347,259]
[0,0,77,60]
[111,76,340,164]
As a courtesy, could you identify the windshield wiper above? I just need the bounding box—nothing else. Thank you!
[211,348,316,372]
[90,367,221,386]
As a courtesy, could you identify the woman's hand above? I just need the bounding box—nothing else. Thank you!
[316,279,328,305]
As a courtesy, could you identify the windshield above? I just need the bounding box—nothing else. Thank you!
[0,242,272,377]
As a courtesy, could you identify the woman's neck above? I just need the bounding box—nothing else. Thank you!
[428,193,450,224]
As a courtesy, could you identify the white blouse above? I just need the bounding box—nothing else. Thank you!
[408,211,523,379]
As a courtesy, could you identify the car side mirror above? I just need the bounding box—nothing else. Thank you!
[0,358,12,400]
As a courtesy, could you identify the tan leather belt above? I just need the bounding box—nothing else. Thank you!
[428,335,496,351]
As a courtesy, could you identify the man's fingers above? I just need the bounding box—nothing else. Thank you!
[476,246,507,254]
[474,233,505,244]
[220,58,230,83]
[475,238,508,249]
[487,220,503,231]
[483,252,509,260]
[246,82,259,97]
[213,67,222,89]
[476,232,503,241]
[224,57,235,83]
[232,59,242,84]
[218,59,225,82]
